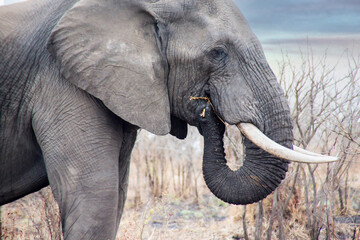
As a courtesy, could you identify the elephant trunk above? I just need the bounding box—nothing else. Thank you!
[199,104,292,205]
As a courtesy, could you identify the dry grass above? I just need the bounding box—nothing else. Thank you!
[1,188,61,240]
[2,128,360,239]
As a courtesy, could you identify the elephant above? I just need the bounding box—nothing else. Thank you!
[0,0,337,239]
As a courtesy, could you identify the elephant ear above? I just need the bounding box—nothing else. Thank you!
[170,116,188,140]
[47,0,170,135]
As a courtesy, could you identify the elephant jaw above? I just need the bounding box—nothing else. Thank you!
[237,123,338,163]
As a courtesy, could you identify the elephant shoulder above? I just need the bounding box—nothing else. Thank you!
[0,1,41,41]
[0,5,20,40]
[0,0,76,43]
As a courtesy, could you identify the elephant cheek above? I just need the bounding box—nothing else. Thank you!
[209,80,262,128]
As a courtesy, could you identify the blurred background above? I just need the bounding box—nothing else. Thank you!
[1,0,359,239]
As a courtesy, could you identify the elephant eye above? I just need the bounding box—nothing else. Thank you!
[208,47,228,63]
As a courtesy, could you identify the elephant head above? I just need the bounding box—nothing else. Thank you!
[48,0,337,205]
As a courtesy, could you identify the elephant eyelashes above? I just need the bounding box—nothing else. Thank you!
[208,47,228,63]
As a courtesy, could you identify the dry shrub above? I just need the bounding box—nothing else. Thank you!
[1,188,62,240]
[127,127,204,206]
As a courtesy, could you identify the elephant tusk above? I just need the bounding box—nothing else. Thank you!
[236,123,339,163]
[293,145,323,156]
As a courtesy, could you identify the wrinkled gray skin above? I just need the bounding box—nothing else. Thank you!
[0,0,293,239]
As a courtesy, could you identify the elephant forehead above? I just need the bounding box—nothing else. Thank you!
[204,8,254,40]
[168,3,256,48]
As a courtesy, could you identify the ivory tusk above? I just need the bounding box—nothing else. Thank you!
[237,123,339,163]
[293,145,323,156]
